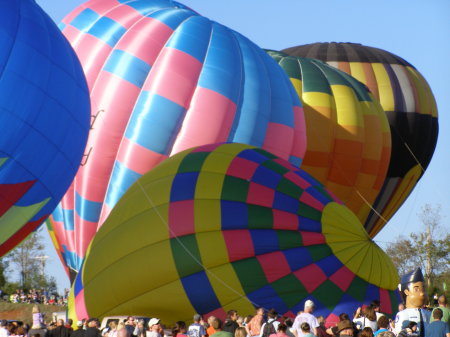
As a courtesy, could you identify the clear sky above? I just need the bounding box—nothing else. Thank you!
[33,0,450,292]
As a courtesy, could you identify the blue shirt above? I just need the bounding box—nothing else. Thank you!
[425,321,450,337]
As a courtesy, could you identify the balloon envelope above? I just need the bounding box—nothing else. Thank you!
[267,50,391,227]
[0,0,90,255]
[282,42,438,237]
[48,0,306,275]
[71,143,399,325]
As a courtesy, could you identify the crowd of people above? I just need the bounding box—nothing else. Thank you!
[0,296,448,337]
[0,289,69,306]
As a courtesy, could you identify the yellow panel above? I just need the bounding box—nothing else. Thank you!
[332,85,362,127]
[371,63,395,111]
[349,62,367,84]
[321,202,399,290]
[196,231,229,268]
[201,143,254,174]
[405,67,437,117]
[303,105,334,152]
[195,172,225,200]
[302,92,333,109]
[290,78,303,98]
[194,199,221,233]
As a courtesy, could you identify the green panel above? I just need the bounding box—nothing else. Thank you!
[271,274,308,308]
[253,148,277,160]
[346,276,368,302]
[279,57,302,80]
[276,178,304,199]
[307,245,333,261]
[298,58,332,94]
[177,151,210,173]
[248,204,273,229]
[170,234,203,278]
[388,289,399,317]
[277,230,302,250]
[312,279,344,311]
[298,203,322,221]
[221,176,249,202]
[232,257,268,294]
[261,160,290,176]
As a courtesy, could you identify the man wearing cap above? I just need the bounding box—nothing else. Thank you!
[293,300,319,337]
[147,318,162,337]
[395,268,431,337]
[188,314,206,337]
[336,320,354,337]
[72,321,86,337]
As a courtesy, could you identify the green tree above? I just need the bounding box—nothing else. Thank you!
[385,204,450,297]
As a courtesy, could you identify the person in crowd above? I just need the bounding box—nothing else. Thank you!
[431,296,450,325]
[236,318,245,328]
[125,317,136,337]
[398,322,419,337]
[118,329,131,337]
[425,309,450,337]
[247,308,265,337]
[374,316,390,336]
[133,321,146,337]
[210,319,232,337]
[107,322,118,337]
[315,317,330,337]
[371,301,385,321]
[243,316,254,329]
[50,319,71,337]
[86,319,102,337]
[260,309,280,337]
[173,321,188,337]
[299,323,314,337]
[361,328,374,337]
[147,318,163,337]
[336,321,353,337]
[72,321,86,337]
[10,326,26,337]
[353,306,378,332]
[206,317,217,337]
[282,319,295,337]
[235,327,247,337]
[223,311,240,335]
[0,320,8,337]
[32,305,46,329]
[293,301,319,337]
[269,324,290,337]
[188,315,206,337]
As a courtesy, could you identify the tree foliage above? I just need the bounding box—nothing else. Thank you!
[386,204,450,295]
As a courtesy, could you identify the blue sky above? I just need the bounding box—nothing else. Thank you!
[34,0,450,292]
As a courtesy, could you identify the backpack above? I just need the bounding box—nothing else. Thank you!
[262,321,277,337]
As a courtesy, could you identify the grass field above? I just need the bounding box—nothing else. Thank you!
[0,302,66,324]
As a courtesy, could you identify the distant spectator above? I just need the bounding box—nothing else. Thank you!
[425,309,450,337]
[188,315,206,337]
[72,321,86,337]
[210,318,232,337]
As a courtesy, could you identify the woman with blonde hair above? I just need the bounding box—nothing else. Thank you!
[235,327,247,337]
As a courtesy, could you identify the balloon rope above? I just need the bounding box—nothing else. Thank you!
[135,179,263,308]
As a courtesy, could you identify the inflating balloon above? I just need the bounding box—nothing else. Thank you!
[0,0,90,255]
[282,42,438,237]
[48,0,306,276]
[267,50,391,226]
[70,143,399,325]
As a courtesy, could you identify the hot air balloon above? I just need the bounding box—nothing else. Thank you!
[266,50,391,227]
[282,42,438,237]
[48,0,306,277]
[0,0,90,255]
[68,143,399,325]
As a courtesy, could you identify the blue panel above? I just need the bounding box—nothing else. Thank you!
[51,205,64,222]
[62,245,79,272]
[237,149,269,164]
[298,216,322,232]
[364,283,380,304]
[118,0,174,16]
[316,255,343,277]
[298,169,322,187]
[166,15,211,63]
[62,209,75,231]
[58,22,66,31]
[75,192,102,223]
[73,266,84,296]
[305,186,332,206]
[70,9,127,47]
[105,161,142,210]
[246,285,288,314]
[197,22,242,102]
[288,155,302,168]
[125,92,186,154]
[181,271,221,314]
[221,200,248,230]
[332,293,362,317]
[103,50,151,87]
[252,166,281,189]
[273,192,299,214]
[148,8,195,30]
[250,229,279,255]
[170,172,199,202]
[283,247,313,272]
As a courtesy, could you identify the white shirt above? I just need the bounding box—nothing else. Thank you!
[292,313,319,337]
[395,308,425,335]
[0,327,9,337]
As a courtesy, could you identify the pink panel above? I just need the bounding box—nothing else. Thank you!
[262,123,294,161]
[171,87,237,155]
[379,288,392,314]
[329,266,355,292]
[273,209,299,230]
[116,137,168,175]
[284,171,310,190]
[143,48,203,108]
[113,17,174,65]
[75,290,89,320]
[299,192,325,211]
[292,105,307,160]
[283,311,296,319]
[94,3,145,26]
[257,251,291,283]
[294,264,327,293]
[300,232,325,246]
[62,4,86,25]
[204,307,227,321]
[246,182,275,208]
[273,158,298,171]
[98,203,112,228]
[222,230,254,262]
[74,213,99,260]
[226,157,259,180]
[325,313,340,328]
[76,71,142,202]
[168,200,195,238]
